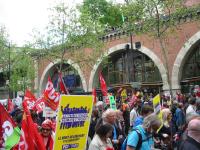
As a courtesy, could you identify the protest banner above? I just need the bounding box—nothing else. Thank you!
[153,94,163,131]
[109,95,116,110]
[43,106,57,118]
[54,95,93,150]
[121,89,127,102]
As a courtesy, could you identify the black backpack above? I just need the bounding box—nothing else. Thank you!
[121,129,142,150]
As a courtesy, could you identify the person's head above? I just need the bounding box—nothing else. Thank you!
[102,108,116,125]
[189,97,196,105]
[92,108,99,118]
[41,119,53,137]
[143,113,161,134]
[95,123,113,140]
[161,108,172,127]
[187,118,200,142]
[178,102,183,109]
[115,109,124,120]
[186,112,200,124]
[141,105,154,117]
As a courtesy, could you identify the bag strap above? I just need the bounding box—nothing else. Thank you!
[134,129,142,150]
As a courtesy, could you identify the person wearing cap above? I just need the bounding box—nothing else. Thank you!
[40,119,54,150]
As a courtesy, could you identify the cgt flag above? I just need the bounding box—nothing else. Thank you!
[0,103,20,150]
[43,77,60,111]
[24,89,37,110]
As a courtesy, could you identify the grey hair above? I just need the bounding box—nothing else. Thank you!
[102,108,116,120]
[186,112,200,124]
[143,113,161,129]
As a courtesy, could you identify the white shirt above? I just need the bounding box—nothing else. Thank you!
[186,105,197,116]
[130,107,138,127]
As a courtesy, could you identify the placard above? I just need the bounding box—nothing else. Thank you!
[54,95,93,150]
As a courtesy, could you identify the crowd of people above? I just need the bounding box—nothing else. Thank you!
[1,87,200,150]
[87,89,200,150]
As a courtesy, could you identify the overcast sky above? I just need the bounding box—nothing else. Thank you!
[0,0,124,46]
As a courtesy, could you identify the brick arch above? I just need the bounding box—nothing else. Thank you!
[88,43,168,91]
[172,31,200,90]
[39,59,87,92]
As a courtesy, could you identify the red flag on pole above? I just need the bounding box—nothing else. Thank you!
[32,96,46,114]
[58,72,69,94]
[43,77,60,111]
[99,73,109,104]
[92,88,97,104]
[7,98,14,113]
[24,89,37,110]
[21,101,46,150]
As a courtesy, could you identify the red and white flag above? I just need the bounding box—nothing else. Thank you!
[0,103,20,149]
[58,72,69,94]
[23,89,37,110]
[43,77,60,111]
[21,102,46,150]
[32,96,46,114]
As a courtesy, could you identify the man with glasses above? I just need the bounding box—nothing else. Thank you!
[40,119,54,150]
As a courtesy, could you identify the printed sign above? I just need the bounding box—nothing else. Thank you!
[153,94,163,131]
[43,106,57,118]
[54,95,93,150]
[109,96,116,110]
[121,89,127,102]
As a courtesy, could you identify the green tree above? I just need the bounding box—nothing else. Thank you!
[79,0,123,28]
[9,47,36,93]
[29,1,108,74]
[120,0,186,95]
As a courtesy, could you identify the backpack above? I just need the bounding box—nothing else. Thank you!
[121,129,142,150]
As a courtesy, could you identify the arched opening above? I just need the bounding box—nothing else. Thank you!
[180,45,200,94]
[102,50,162,93]
[39,59,87,94]
[50,63,83,94]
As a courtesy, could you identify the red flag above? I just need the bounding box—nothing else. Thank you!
[21,102,46,150]
[58,72,69,94]
[43,77,60,111]
[24,89,37,110]
[32,96,46,114]
[99,73,109,104]
[7,98,14,113]
[92,88,97,104]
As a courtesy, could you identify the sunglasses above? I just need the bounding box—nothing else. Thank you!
[42,128,51,131]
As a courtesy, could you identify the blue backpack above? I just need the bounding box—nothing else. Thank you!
[121,129,142,150]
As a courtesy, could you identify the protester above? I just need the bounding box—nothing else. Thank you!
[126,113,162,150]
[175,103,186,132]
[186,97,197,116]
[40,119,55,150]
[132,105,154,128]
[89,123,114,150]
[129,102,138,129]
[89,108,100,140]
[179,118,200,150]
[157,108,175,149]
[95,108,125,150]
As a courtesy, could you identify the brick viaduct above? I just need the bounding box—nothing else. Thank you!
[33,19,200,96]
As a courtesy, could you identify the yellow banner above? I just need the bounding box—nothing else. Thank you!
[153,94,163,131]
[54,95,93,150]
